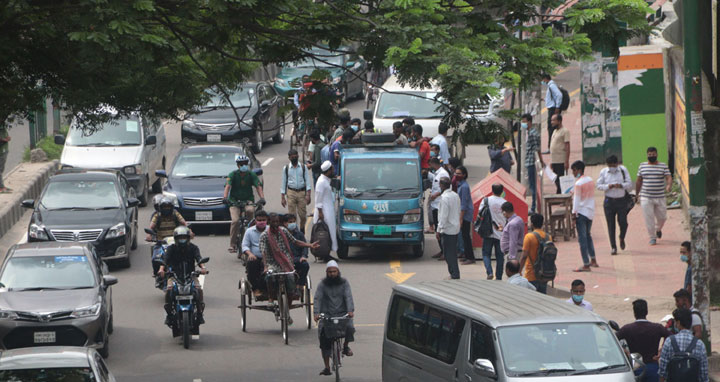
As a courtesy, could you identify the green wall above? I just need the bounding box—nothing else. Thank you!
[620,113,668,177]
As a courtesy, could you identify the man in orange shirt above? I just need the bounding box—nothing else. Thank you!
[409,124,430,177]
[519,213,551,294]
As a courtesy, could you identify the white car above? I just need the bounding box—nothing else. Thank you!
[56,109,167,206]
[0,346,115,381]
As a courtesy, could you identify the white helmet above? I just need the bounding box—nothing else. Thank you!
[152,194,164,212]
[235,154,249,163]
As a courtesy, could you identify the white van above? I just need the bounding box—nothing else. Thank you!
[56,111,167,206]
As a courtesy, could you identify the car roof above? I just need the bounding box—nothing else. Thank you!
[52,169,120,181]
[342,146,420,159]
[10,242,92,258]
[381,75,440,92]
[0,346,92,370]
[393,280,603,328]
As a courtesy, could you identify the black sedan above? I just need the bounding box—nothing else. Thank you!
[22,169,140,268]
[181,82,286,154]
[156,143,262,224]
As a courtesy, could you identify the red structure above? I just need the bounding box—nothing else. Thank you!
[470,169,528,249]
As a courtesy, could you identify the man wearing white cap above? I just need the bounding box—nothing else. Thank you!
[314,160,338,253]
[314,260,355,376]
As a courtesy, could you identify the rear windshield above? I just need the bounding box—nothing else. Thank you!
[376,92,445,119]
[0,367,95,381]
[343,158,420,199]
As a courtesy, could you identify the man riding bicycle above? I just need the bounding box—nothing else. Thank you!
[157,226,208,326]
[314,260,355,376]
[224,154,264,253]
[146,197,192,278]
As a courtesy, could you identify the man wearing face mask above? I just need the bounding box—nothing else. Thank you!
[596,155,633,255]
[488,132,514,174]
[522,114,543,213]
[566,279,593,311]
[681,241,692,293]
[281,149,312,233]
[282,214,310,287]
[331,114,351,142]
[241,210,269,296]
[636,147,672,245]
[224,154,265,253]
[541,74,563,152]
[429,158,450,255]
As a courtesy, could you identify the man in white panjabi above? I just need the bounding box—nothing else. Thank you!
[314,160,338,252]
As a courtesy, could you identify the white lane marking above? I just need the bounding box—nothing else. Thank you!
[262,157,274,167]
[192,335,200,340]
[16,233,28,245]
[193,379,202,382]
[199,274,205,289]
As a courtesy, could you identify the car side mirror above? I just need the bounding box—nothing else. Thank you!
[261,100,270,108]
[253,168,263,176]
[21,199,35,209]
[145,135,157,145]
[155,169,167,178]
[198,257,210,265]
[473,359,496,378]
[346,61,355,68]
[102,275,118,287]
[127,198,140,208]
[363,110,373,120]
[608,320,620,331]
[330,178,341,190]
[54,135,66,145]
[422,179,432,191]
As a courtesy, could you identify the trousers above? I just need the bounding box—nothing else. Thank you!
[441,234,460,279]
[546,107,557,149]
[285,188,308,231]
[576,214,596,266]
[603,197,628,250]
[229,204,255,248]
[551,163,565,194]
[640,197,666,240]
[527,165,537,212]
[481,237,504,279]
[461,220,475,261]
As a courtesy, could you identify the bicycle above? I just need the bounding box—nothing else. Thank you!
[231,199,266,261]
[318,313,351,381]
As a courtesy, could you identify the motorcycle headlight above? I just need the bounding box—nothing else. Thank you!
[0,310,17,320]
[106,222,126,239]
[29,223,49,240]
[72,303,101,318]
[343,209,362,224]
[182,120,196,130]
[402,208,422,224]
[333,77,342,85]
[123,164,142,175]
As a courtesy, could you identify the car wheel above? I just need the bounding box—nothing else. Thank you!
[342,84,349,105]
[251,126,263,154]
[108,312,114,334]
[273,123,285,144]
[99,333,110,358]
[130,219,138,250]
[138,179,149,207]
[118,253,131,269]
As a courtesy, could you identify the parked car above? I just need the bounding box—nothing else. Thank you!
[181,82,285,154]
[0,346,115,381]
[273,46,367,104]
[157,143,262,224]
[56,109,167,206]
[22,169,140,268]
[0,243,117,358]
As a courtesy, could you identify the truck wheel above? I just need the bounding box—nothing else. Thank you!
[337,241,349,259]
[412,240,424,258]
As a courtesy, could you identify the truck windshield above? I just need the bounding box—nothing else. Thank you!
[343,158,420,199]
[497,322,628,377]
[376,92,445,119]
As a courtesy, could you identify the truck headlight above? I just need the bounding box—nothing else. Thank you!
[343,209,362,224]
[106,222,126,239]
[123,164,142,175]
[72,303,101,318]
[29,223,49,240]
[275,78,287,87]
[402,208,422,224]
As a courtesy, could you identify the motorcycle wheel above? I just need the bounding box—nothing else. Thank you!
[182,311,191,349]
[240,286,247,332]
[281,293,289,345]
[304,286,312,330]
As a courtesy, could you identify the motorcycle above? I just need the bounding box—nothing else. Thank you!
[144,228,173,290]
[165,257,209,349]
[609,320,646,381]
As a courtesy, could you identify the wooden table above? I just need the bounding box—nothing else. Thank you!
[543,193,573,241]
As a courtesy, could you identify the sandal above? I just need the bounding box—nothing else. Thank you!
[319,368,332,376]
[573,266,591,272]
[343,347,353,356]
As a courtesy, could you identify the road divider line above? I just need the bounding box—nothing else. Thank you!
[262,157,274,167]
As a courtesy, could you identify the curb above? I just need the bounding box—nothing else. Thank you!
[0,160,58,240]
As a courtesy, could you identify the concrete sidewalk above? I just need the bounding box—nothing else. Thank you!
[0,161,57,240]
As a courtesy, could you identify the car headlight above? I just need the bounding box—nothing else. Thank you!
[333,77,342,85]
[162,192,180,207]
[123,164,142,175]
[236,119,253,130]
[182,120,196,129]
[29,223,49,240]
[343,209,362,224]
[0,310,17,320]
[402,208,422,224]
[72,303,101,318]
[275,78,287,87]
[106,222,126,239]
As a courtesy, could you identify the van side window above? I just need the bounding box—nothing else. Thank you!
[470,321,496,366]
[387,296,465,364]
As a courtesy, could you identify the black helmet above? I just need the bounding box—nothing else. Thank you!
[173,226,191,247]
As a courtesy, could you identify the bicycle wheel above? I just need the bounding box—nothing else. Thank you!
[281,292,289,345]
[304,285,312,330]
[333,339,341,382]
[239,281,247,332]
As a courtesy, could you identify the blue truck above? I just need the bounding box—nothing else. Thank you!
[335,135,428,258]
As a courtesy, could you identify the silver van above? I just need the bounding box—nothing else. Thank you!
[383,280,636,382]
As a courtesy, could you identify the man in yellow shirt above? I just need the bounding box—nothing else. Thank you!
[519,213,551,294]
[545,114,570,194]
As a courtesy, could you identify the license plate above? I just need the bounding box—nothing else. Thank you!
[207,134,221,142]
[176,295,193,301]
[373,226,392,236]
[34,331,56,344]
[195,211,212,221]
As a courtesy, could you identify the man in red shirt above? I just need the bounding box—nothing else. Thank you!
[409,124,430,177]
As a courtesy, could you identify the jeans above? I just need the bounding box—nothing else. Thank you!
[576,214,596,266]
[294,260,310,286]
[527,165,537,212]
[461,220,475,261]
[637,362,658,382]
[551,163,565,194]
[481,237,504,279]
[441,234,460,279]
[603,197,628,250]
[530,280,548,294]
[432,209,442,253]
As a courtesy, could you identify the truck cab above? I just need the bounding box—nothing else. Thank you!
[335,134,426,258]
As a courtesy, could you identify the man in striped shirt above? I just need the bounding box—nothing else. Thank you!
[636,147,672,245]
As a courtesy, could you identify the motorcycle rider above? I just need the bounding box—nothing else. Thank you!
[146,197,191,280]
[314,260,355,376]
[224,154,265,253]
[157,226,208,326]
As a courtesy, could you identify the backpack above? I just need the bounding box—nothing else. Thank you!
[474,198,494,239]
[532,232,557,282]
[667,335,700,381]
[284,164,307,193]
[310,220,332,261]
[559,86,570,111]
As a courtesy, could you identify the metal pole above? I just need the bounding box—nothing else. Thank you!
[684,0,710,352]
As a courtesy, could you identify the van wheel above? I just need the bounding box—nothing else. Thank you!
[337,241,349,259]
[412,241,424,258]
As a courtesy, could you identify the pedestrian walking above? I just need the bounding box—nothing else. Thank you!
[541,73,563,152]
[520,213,551,293]
[480,184,506,279]
[500,202,524,262]
[314,161,338,253]
[659,308,708,382]
[566,279,593,311]
[681,241,692,293]
[596,155,633,254]
[546,114,570,194]
[571,160,598,272]
[505,260,536,291]
[429,158,450,258]
[436,177,461,279]
[281,149,312,232]
[430,122,451,164]
[616,299,671,382]
[0,122,10,193]
[488,133,514,174]
[636,146,672,245]
[455,166,476,265]
[522,114,542,213]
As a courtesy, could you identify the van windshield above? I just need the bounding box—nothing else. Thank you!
[343,158,420,199]
[376,92,445,119]
[66,117,142,146]
[497,323,628,377]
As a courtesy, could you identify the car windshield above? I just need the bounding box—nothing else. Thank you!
[171,151,240,178]
[66,117,142,146]
[289,50,344,68]
[0,255,96,290]
[497,322,628,377]
[343,158,420,199]
[376,92,445,119]
[41,180,121,210]
[0,367,95,381]
[205,87,255,108]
